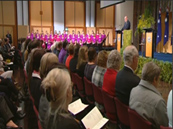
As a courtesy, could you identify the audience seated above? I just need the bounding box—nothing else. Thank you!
[130,62,168,129]
[56,42,62,57]
[84,47,97,81]
[58,41,68,63]
[63,44,69,64]
[102,50,121,96]
[42,68,81,129]
[167,90,172,127]
[23,39,31,62]
[28,48,46,110]
[65,44,74,69]
[69,44,80,73]
[25,40,42,74]
[0,95,18,128]
[39,53,59,129]
[115,45,140,105]
[92,50,108,87]
[76,46,88,77]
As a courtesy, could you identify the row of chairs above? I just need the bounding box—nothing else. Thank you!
[71,72,171,129]
[24,69,42,129]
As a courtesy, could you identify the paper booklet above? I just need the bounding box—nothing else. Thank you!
[68,99,88,115]
[81,107,108,129]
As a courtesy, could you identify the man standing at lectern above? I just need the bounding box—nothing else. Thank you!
[121,16,131,32]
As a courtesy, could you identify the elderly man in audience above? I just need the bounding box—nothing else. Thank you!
[92,50,108,87]
[102,50,121,96]
[129,62,168,129]
[167,89,172,127]
[115,45,140,105]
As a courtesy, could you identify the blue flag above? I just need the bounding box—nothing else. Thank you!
[156,9,162,46]
[164,9,169,46]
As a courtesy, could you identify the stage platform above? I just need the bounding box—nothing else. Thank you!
[98,46,172,62]
[138,51,172,62]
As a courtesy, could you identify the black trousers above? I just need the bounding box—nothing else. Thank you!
[0,95,14,123]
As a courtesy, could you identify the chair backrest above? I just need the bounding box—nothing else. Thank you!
[71,72,77,85]
[92,83,103,105]
[160,126,172,129]
[84,77,93,96]
[74,73,84,91]
[102,90,118,123]
[128,108,152,129]
[114,97,130,126]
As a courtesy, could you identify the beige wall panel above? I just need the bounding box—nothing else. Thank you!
[30,1,41,26]
[4,26,13,41]
[0,26,3,38]
[86,27,96,34]
[33,27,42,34]
[76,28,84,34]
[96,3,105,27]
[105,6,114,27]
[65,1,75,27]
[68,28,76,34]
[75,2,84,27]
[2,1,15,25]
[42,1,52,26]
[18,25,29,38]
[106,29,113,46]
[0,2,3,24]
[42,28,50,35]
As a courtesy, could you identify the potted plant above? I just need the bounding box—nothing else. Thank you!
[135,2,155,41]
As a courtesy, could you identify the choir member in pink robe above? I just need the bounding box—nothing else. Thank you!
[92,35,97,46]
[41,34,45,42]
[86,31,90,40]
[90,30,94,41]
[27,33,31,39]
[30,30,34,40]
[79,39,83,46]
[82,33,86,45]
[87,34,92,48]
[67,34,71,43]
[49,31,53,41]
[56,35,61,42]
[63,30,67,39]
[101,30,106,41]
[47,39,52,50]
[97,33,102,44]
[96,30,99,40]
[61,34,65,42]
[71,34,76,44]
[59,31,62,39]
[35,30,40,39]
[42,41,46,49]
[54,30,58,39]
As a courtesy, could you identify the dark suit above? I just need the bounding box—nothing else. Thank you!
[6,34,12,44]
[121,20,131,31]
[115,66,140,105]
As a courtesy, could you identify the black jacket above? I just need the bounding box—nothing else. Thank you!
[115,66,140,105]
[121,20,131,31]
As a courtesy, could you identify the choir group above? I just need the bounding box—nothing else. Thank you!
[27,30,107,50]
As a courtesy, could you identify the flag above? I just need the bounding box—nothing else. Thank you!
[164,8,169,46]
[156,9,162,46]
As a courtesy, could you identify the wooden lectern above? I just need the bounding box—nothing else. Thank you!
[143,28,154,58]
[116,30,122,52]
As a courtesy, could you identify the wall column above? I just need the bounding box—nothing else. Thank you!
[54,1,64,33]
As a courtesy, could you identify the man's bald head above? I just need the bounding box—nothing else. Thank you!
[124,16,128,22]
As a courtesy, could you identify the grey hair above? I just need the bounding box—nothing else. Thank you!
[142,62,161,83]
[123,45,138,66]
[107,50,121,70]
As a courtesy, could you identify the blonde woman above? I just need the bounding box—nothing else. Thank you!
[39,53,59,79]
[42,68,81,129]
[76,46,88,77]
